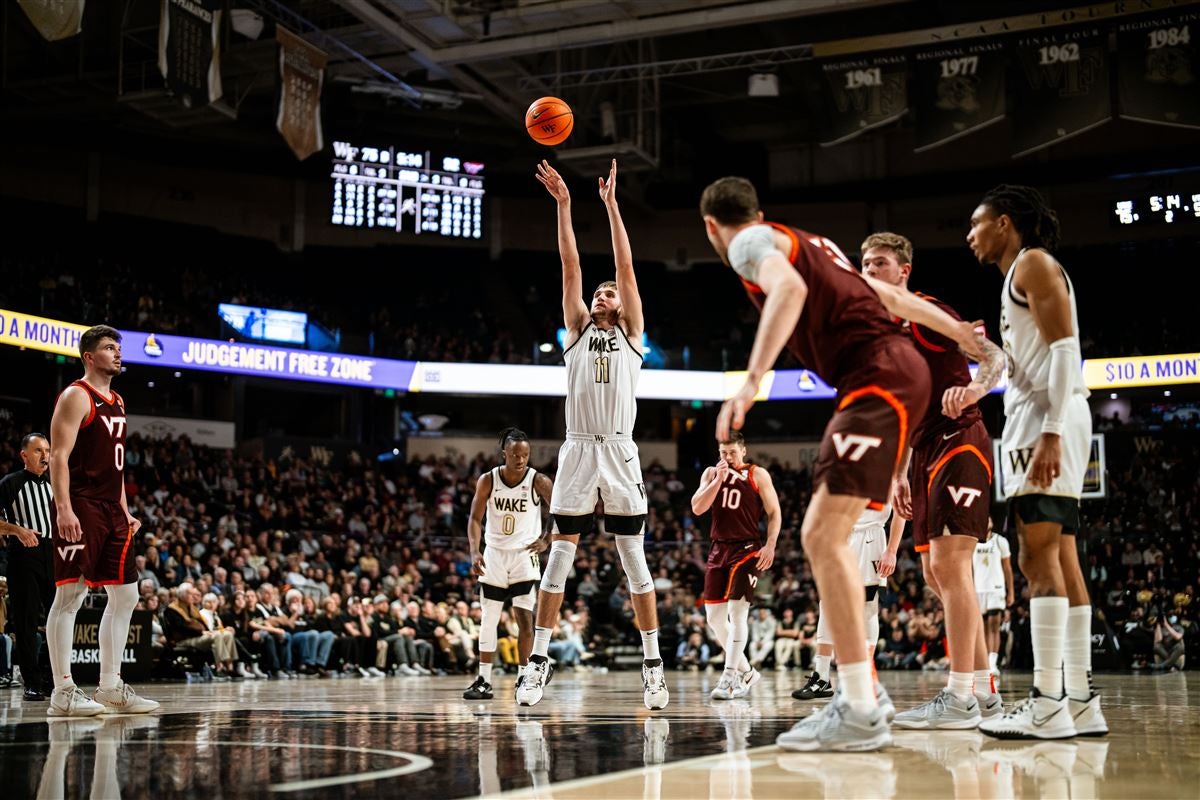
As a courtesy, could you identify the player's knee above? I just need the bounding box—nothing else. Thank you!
[705,602,728,631]
[614,534,653,594]
[540,539,576,594]
[605,514,646,536]
[478,599,503,653]
[552,513,594,537]
[55,582,87,614]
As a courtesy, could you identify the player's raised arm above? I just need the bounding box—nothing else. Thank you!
[49,385,90,543]
[598,160,643,341]
[467,471,493,576]
[754,468,781,571]
[536,160,590,343]
[690,463,727,515]
[716,254,807,440]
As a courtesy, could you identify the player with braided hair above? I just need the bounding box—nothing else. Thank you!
[464,427,553,701]
[968,185,1106,739]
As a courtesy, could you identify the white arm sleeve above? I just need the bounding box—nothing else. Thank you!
[727,224,786,286]
[1042,336,1081,435]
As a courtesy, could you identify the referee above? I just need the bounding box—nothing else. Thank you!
[0,433,55,701]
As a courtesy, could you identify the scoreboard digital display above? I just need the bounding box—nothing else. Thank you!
[1113,189,1200,226]
[330,140,484,239]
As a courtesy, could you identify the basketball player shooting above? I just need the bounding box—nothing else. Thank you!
[519,159,668,710]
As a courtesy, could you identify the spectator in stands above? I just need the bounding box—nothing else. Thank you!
[748,607,776,670]
[164,583,238,678]
[773,607,802,670]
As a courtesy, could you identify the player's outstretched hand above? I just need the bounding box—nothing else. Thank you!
[892,475,912,520]
[1027,433,1062,489]
[535,160,570,204]
[755,542,776,571]
[716,380,758,441]
[598,159,617,206]
[942,382,985,419]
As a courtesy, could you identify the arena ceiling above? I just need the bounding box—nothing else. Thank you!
[3,0,1197,205]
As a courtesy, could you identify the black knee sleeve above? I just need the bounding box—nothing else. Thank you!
[604,513,646,536]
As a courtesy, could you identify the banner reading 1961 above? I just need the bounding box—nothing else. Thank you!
[815,53,908,147]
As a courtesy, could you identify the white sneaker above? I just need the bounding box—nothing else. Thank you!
[367,667,386,678]
[976,690,1004,720]
[48,686,105,718]
[1068,693,1109,736]
[235,663,253,679]
[251,664,268,679]
[516,658,553,707]
[414,664,433,676]
[399,664,420,676]
[777,696,892,752]
[643,718,670,765]
[980,689,1076,740]
[93,683,159,715]
[729,667,762,699]
[642,661,669,710]
[710,674,737,701]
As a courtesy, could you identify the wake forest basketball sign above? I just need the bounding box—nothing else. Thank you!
[71,609,154,683]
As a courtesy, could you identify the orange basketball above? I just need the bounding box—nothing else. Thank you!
[525,96,574,147]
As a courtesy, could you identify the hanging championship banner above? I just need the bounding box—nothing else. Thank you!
[157,0,224,108]
[815,53,908,147]
[1010,26,1110,158]
[16,0,84,41]
[1117,11,1200,130]
[276,26,328,161]
[913,41,1005,152]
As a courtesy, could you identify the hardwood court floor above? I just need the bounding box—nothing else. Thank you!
[0,668,1195,798]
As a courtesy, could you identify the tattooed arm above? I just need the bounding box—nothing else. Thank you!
[943,333,1007,419]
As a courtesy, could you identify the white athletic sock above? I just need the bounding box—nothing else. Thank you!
[479,662,493,683]
[1031,596,1068,698]
[641,629,661,661]
[989,651,999,671]
[47,581,87,691]
[814,654,832,682]
[1065,605,1093,700]
[532,627,552,659]
[839,661,877,714]
[99,584,138,691]
[974,669,994,694]
[948,671,974,701]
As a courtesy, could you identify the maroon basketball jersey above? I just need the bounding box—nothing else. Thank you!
[67,380,126,503]
[906,294,984,447]
[738,223,909,389]
[710,465,765,543]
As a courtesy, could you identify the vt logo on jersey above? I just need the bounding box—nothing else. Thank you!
[100,416,127,438]
[58,544,85,561]
[492,496,529,513]
[832,433,883,462]
[1007,447,1034,473]
[947,486,983,507]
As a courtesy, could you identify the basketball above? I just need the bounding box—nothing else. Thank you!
[525,96,573,146]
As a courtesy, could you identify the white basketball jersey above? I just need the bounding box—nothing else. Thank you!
[973,533,1011,594]
[485,467,542,550]
[999,249,1089,414]
[853,503,892,532]
[563,322,642,436]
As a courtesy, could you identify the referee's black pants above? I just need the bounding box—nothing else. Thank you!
[6,539,54,687]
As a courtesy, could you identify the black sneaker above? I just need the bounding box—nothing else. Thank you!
[463,676,494,700]
[792,672,834,700]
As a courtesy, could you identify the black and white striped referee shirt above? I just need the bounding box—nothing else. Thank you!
[0,469,53,539]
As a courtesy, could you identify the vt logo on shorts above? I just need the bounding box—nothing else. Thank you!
[832,433,883,462]
[947,486,984,507]
[58,544,85,561]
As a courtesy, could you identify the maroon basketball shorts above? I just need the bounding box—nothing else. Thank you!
[51,497,136,587]
[813,338,931,508]
[703,540,761,604]
[912,419,993,552]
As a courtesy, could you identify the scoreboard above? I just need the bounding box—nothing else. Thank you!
[330,140,484,239]
[1112,187,1200,226]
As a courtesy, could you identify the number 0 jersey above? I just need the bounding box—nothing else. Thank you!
[485,467,543,550]
[66,380,127,504]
